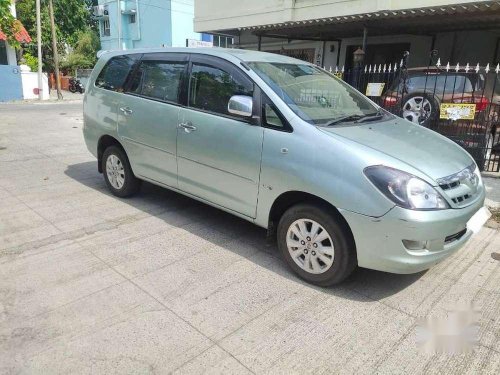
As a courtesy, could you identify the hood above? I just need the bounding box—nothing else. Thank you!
[318,118,474,181]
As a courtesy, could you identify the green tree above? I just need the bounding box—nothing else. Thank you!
[22,51,38,71]
[16,0,98,71]
[61,28,100,74]
[0,0,20,47]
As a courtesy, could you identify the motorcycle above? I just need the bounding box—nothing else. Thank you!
[69,77,85,94]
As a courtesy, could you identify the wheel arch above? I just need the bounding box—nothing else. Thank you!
[267,191,355,243]
[97,135,125,173]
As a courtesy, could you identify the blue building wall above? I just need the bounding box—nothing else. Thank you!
[0,65,23,102]
[98,0,200,51]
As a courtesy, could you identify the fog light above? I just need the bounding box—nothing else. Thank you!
[403,239,428,250]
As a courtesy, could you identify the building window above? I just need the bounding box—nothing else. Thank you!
[213,35,234,48]
[101,19,111,37]
[0,41,8,65]
[129,14,136,24]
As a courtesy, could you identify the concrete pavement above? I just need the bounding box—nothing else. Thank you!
[0,101,499,374]
[484,176,500,210]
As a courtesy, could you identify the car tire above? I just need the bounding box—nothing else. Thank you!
[102,145,141,197]
[401,92,439,128]
[277,203,357,286]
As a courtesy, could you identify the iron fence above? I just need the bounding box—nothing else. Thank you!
[323,54,500,172]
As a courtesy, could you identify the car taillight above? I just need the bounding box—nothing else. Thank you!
[383,96,398,106]
[452,96,490,112]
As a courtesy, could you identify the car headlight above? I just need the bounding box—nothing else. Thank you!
[364,166,449,210]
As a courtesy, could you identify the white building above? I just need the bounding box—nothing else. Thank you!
[0,0,48,101]
[0,0,26,65]
[194,0,500,69]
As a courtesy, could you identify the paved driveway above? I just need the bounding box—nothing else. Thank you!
[1,102,499,374]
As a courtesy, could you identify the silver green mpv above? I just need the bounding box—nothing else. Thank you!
[83,48,490,286]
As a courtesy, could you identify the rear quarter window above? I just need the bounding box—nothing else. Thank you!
[95,55,139,92]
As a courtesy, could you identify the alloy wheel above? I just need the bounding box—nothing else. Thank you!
[106,154,125,189]
[402,96,433,124]
[286,219,335,274]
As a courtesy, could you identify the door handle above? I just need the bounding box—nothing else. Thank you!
[120,106,133,116]
[178,122,197,133]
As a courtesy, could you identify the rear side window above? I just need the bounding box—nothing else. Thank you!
[95,55,137,92]
[189,63,253,116]
[392,74,475,94]
[128,60,186,103]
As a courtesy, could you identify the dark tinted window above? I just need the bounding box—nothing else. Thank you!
[391,74,476,94]
[407,75,474,93]
[189,63,253,116]
[95,55,137,92]
[128,60,186,103]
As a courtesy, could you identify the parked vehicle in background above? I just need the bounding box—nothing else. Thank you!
[382,67,500,127]
[378,67,500,171]
[68,77,85,94]
[83,48,489,286]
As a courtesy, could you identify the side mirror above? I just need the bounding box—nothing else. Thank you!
[228,95,253,117]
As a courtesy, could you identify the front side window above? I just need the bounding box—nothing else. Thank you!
[189,63,253,116]
[128,60,186,103]
[265,104,284,128]
[248,62,378,125]
[95,55,137,92]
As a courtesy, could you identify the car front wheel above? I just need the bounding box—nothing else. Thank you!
[277,203,357,286]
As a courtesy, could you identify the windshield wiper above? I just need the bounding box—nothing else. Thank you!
[322,114,365,126]
[354,108,385,123]
[321,108,386,127]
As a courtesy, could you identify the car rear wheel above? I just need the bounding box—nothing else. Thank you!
[277,203,357,286]
[102,145,141,197]
[402,93,439,127]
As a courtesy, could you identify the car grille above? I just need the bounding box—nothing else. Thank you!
[436,164,481,208]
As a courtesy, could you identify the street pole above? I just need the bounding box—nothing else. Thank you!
[117,0,122,50]
[36,0,42,100]
[48,0,63,99]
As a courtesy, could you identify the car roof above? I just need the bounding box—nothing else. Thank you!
[98,47,309,65]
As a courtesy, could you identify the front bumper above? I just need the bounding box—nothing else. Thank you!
[340,190,486,274]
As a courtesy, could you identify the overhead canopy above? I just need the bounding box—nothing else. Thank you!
[0,20,32,44]
[236,1,500,40]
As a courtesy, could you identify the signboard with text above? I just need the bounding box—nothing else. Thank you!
[365,83,385,97]
[186,39,213,48]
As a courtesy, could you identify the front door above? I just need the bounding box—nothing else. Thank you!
[117,53,188,188]
[177,56,264,218]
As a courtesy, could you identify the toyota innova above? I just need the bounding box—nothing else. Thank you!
[83,48,490,286]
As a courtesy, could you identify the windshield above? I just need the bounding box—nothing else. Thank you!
[248,62,378,125]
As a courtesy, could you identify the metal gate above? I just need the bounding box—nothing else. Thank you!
[325,52,500,172]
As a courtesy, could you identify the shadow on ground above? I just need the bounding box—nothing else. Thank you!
[65,161,425,301]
